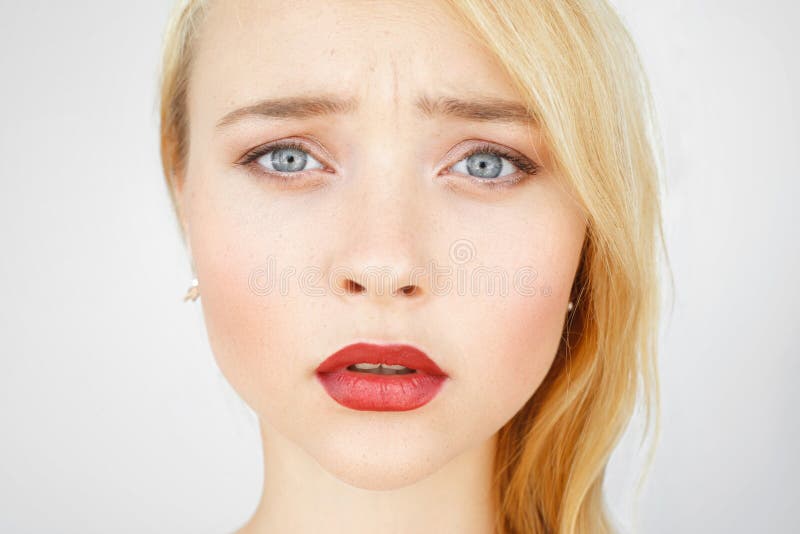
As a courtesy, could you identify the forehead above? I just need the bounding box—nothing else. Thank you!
[189,0,522,119]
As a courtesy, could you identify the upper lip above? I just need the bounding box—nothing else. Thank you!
[316,342,448,376]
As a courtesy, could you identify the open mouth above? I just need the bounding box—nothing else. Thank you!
[316,342,447,411]
[346,363,417,375]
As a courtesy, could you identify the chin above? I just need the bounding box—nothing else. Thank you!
[309,425,451,491]
[319,453,443,491]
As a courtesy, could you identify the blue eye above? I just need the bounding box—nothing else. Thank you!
[447,144,540,189]
[255,145,323,173]
[452,152,516,179]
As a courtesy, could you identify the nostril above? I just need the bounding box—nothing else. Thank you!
[400,285,417,296]
[343,279,365,294]
[338,279,420,298]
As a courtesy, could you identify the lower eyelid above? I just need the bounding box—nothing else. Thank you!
[467,174,524,189]
[250,168,330,191]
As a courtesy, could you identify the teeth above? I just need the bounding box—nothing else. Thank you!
[353,363,411,370]
[382,364,408,370]
[348,363,416,375]
[353,363,381,370]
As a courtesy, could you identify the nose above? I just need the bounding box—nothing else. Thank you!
[331,235,428,304]
[328,175,430,307]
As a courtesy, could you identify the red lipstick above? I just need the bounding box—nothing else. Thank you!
[315,342,448,411]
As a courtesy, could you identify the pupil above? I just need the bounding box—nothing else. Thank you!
[466,153,502,179]
[271,148,307,172]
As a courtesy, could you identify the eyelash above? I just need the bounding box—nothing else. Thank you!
[236,140,326,186]
[236,140,540,189]
[453,142,540,190]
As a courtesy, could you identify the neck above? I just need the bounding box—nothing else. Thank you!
[237,418,498,534]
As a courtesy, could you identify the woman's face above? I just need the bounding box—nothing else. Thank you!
[179,0,586,490]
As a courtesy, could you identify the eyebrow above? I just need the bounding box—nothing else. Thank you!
[216,95,358,128]
[415,95,536,124]
[215,93,536,129]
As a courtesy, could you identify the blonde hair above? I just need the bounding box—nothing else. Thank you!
[159,1,667,533]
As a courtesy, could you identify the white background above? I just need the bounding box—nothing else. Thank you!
[0,1,797,532]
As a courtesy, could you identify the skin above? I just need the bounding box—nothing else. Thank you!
[175,0,587,532]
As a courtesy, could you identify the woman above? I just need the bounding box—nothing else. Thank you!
[158,0,665,532]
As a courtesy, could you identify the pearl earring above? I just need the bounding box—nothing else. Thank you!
[183,277,200,302]
[567,300,574,312]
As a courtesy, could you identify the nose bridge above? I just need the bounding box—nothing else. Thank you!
[332,169,429,302]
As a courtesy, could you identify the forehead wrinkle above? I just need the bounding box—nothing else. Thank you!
[391,53,401,131]
[392,55,399,117]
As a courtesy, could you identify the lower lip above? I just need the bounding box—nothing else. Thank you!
[316,369,447,411]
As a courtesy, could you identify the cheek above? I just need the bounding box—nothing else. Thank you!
[445,224,583,430]
[184,177,309,416]
[192,230,291,409]
[494,293,564,399]
[445,282,568,429]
